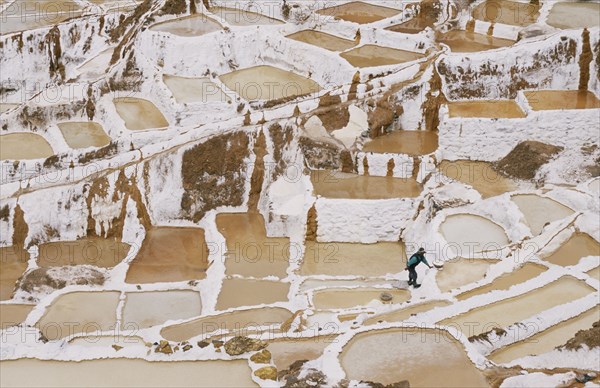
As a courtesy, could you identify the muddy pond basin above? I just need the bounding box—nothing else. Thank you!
[362,130,438,155]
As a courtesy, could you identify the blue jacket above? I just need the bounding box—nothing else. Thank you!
[407,253,429,267]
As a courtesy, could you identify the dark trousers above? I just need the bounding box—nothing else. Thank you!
[408,265,418,284]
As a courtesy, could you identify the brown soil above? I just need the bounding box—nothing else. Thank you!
[579,28,592,90]
[12,204,28,248]
[269,123,294,180]
[561,321,600,350]
[160,0,187,15]
[368,95,404,138]
[468,327,507,344]
[315,94,350,131]
[248,131,266,212]
[494,141,563,180]
[386,158,395,177]
[305,204,318,241]
[299,137,347,170]
[18,266,105,295]
[44,26,64,80]
[181,131,250,222]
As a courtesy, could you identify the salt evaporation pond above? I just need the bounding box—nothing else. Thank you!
[341,328,487,386]
[364,300,452,325]
[439,214,509,257]
[489,306,600,364]
[125,227,210,284]
[438,31,514,52]
[286,30,357,52]
[436,258,498,293]
[113,98,169,131]
[340,45,424,68]
[301,241,405,277]
[36,291,120,340]
[57,122,111,149]
[457,262,547,301]
[0,359,256,387]
[161,307,293,342]
[216,278,290,310]
[121,290,201,330]
[472,0,540,27]
[523,90,600,111]
[211,6,284,26]
[546,2,600,29]
[149,14,222,37]
[37,238,130,268]
[511,194,574,235]
[448,100,526,118]
[440,276,594,336]
[0,304,34,329]
[163,75,230,104]
[0,246,29,300]
[439,160,519,198]
[316,1,400,24]
[543,232,600,267]
[220,65,321,101]
[312,287,410,309]
[362,130,438,155]
[0,133,54,160]
[310,170,422,199]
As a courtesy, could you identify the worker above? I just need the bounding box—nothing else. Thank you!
[406,247,433,288]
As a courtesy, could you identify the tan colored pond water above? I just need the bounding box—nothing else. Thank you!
[489,306,600,364]
[524,90,600,111]
[57,122,111,149]
[310,170,422,199]
[38,238,130,268]
[113,98,168,131]
[473,0,540,27]
[439,160,519,198]
[341,328,487,386]
[268,335,337,369]
[511,194,574,236]
[0,246,29,301]
[543,232,600,267]
[0,359,256,387]
[448,100,526,118]
[547,2,600,29]
[300,278,390,292]
[69,335,145,347]
[0,103,19,113]
[163,75,230,104]
[457,262,547,301]
[77,48,113,79]
[0,133,54,160]
[436,258,498,293]
[0,0,82,35]
[588,266,600,281]
[125,227,210,284]
[301,241,405,277]
[216,279,289,310]
[438,30,514,52]
[440,276,595,336]
[211,6,284,26]
[386,16,434,34]
[0,304,34,330]
[216,213,289,278]
[161,307,292,342]
[362,130,438,155]
[121,290,201,330]
[36,291,120,340]
[286,30,357,52]
[340,45,424,68]
[317,1,400,24]
[220,65,321,101]
[364,300,452,325]
[149,14,222,37]
[439,214,509,257]
[312,288,410,310]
